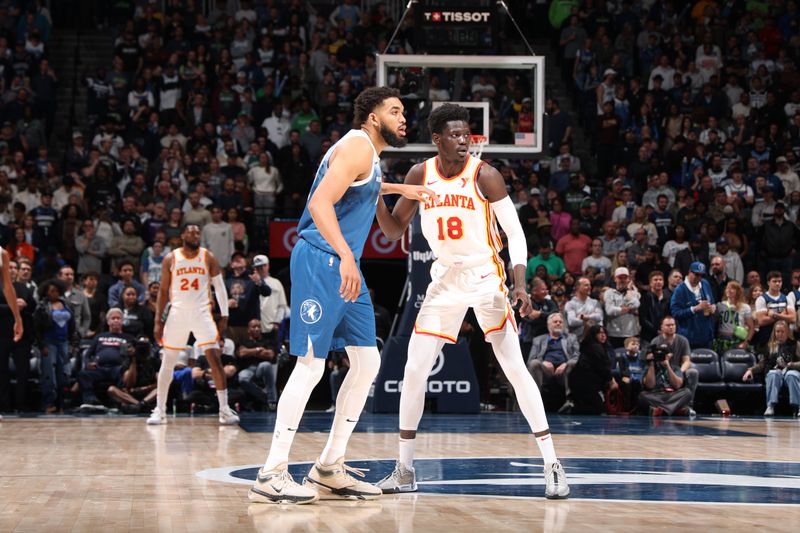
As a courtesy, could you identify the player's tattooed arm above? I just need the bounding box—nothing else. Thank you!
[377,162,426,241]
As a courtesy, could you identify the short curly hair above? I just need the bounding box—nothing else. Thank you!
[353,87,402,126]
[428,103,470,135]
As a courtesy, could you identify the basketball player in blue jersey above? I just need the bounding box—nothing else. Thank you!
[1,246,24,343]
[249,87,434,505]
[373,104,569,499]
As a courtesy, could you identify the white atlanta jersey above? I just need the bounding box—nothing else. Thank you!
[169,247,213,312]
[419,155,506,285]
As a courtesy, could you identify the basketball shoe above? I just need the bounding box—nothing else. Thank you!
[249,463,319,505]
[303,457,382,500]
[146,407,166,425]
[375,461,417,493]
[219,405,240,425]
[544,461,570,499]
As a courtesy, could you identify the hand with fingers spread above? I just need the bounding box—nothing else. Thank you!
[339,254,361,302]
[397,184,436,202]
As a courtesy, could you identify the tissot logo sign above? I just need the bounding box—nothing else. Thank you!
[424,11,491,23]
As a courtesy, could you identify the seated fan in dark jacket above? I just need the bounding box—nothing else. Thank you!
[570,325,617,414]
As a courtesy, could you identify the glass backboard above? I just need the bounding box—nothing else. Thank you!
[377,54,545,159]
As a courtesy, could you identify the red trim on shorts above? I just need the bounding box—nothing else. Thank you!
[414,324,457,343]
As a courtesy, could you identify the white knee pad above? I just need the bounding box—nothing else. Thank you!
[159,349,181,372]
[334,346,381,419]
[399,333,445,431]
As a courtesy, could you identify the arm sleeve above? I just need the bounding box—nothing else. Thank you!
[490,196,528,268]
[212,274,229,317]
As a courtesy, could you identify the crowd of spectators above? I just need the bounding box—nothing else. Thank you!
[518,0,800,416]
[1,1,800,417]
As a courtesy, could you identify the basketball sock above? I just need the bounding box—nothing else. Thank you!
[156,349,181,413]
[399,437,416,469]
[320,346,381,465]
[399,332,445,433]
[217,389,228,409]
[264,347,325,471]
[536,433,558,465]
[490,328,557,464]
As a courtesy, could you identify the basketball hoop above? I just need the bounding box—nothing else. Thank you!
[469,135,488,159]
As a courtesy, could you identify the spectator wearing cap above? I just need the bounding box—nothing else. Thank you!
[225,253,272,346]
[604,267,641,348]
[599,178,625,221]
[65,131,89,174]
[774,156,800,196]
[525,236,564,283]
[252,254,288,341]
[518,190,542,238]
[670,261,716,349]
[759,202,800,285]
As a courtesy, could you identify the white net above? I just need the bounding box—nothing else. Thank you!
[469,135,488,159]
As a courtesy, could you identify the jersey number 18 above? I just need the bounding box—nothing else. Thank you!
[436,216,464,240]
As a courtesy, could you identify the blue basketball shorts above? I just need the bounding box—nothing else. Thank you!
[289,239,376,358]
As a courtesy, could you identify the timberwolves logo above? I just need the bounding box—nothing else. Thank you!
[300,299,322,324]
[197,457,800,504]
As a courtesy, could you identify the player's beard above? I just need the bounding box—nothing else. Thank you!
[380,124,408,148]
[183,241,199,251]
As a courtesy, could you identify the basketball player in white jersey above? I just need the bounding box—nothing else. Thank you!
[374,104,570,498]
[1,245,23,341]
[147,223,239,425]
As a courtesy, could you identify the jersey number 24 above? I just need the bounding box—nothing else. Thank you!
[179,278,200,291]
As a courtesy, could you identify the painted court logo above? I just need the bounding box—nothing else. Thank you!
[300,299,322,324]
[198,457,800,504]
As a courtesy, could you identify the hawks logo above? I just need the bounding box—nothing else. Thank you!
[198,457,800,504]
[300,299,322,324]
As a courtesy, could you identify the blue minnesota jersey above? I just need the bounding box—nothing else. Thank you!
[297,129,382,259]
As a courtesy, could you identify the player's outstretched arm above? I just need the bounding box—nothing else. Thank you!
[308,136,374,302]
[153,253,173,343]
[376,162,426,241]
[478,164,532,317]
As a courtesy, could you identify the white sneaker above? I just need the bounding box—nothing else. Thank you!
[544,461,570,499]
[764,405,775,416]
[219,405,240,425]
[249,463,319,505]
[146,407,166,425]
[304,457,382,500]
[375,461,417,493]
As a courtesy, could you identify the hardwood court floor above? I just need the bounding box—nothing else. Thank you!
[1,414,800,532]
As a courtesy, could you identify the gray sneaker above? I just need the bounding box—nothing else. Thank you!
[544,461,570,499]
[375,461,417,494]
